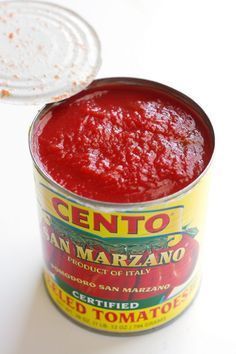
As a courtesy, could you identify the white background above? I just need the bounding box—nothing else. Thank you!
[0,0,235,353]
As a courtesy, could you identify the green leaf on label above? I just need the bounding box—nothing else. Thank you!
[182,225,199,238]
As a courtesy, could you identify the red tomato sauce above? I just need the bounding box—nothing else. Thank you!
[33,81,213,203]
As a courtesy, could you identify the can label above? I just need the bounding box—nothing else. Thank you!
[35,169,209,333]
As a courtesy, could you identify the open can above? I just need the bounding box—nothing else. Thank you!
[29,77,215,334]
[0,0,215,336]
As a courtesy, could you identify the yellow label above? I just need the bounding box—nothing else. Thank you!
[44,270,200,333]
[34,167,210,333]
[37,180,184,238]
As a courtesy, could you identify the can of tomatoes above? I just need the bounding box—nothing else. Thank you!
[29,77,214,334]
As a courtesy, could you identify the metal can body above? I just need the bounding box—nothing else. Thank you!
[29,78,214,334]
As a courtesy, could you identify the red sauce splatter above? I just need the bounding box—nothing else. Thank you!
[33,82,213,203]
[8,32,14,39]
[0,89,10,97]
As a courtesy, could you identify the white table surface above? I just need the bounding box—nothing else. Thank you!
[0,0,235,353]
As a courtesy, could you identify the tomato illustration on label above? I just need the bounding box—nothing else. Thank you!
[41,213,199,303]
[165,232,199,287]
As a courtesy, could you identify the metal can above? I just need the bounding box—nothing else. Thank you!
[29,78,215,334]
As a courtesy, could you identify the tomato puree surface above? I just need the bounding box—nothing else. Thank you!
[33,82,213,203]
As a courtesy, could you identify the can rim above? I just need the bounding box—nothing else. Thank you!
[28,77,215,210]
